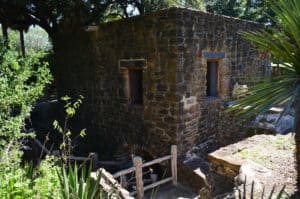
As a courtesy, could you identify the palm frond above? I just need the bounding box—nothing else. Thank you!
[229,0,300,119]
[228,74,298,119]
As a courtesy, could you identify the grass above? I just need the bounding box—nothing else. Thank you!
[237,134,294,169]
[265,136,295,151]
[238,148,271,168]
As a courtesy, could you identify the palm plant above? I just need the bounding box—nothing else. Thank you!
[228,0,300,188]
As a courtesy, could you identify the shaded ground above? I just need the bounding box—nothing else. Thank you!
[144,183,199,199]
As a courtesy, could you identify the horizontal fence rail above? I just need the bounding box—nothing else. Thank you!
[112,145,177,199]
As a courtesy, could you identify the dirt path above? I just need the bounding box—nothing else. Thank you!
[144,183,199,199]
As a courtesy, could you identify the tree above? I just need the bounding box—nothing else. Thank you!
[176,0,206,10]
[127,0,176,15]
[0,0,114,37]
[229,0,300,188]
[102,0,177,19]
[105,0,205,19]
[206,0,241,17]
[205,0,275,25]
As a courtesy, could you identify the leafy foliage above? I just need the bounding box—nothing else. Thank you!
[0,39,51,149]
[0,35,53,198]
[53,95,86,164]
[57,164,108,199]
[33,156,61,199]
[229,0,300,119]
[0,0,207,37]
[0,58,105,197]
[182,0,206,10]
[0,40,52,148]
[0,147,35,199]
[23,26,52,53]
[4,26,51,54]
[0,0,114,36]
[205,0,275,25]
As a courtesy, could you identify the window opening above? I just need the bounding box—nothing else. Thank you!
[129,69,143,105]
[207,61,218,97]
[119,59,146,106]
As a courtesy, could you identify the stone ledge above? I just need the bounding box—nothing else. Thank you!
[208,148,245,177]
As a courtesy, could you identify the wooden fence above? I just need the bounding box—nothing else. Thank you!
[113,145,178,199]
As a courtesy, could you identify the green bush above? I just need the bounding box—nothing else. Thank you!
[33,156,61,199]
[0,40,52,148]
[0,147,35,199]
[0,38,109,199]
[0,38,52,198]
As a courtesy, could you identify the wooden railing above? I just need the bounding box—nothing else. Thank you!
[113,145,178,199]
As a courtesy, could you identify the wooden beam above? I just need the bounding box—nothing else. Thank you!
[143,177,172,192]
[134,156,144,199]
[142,155,171,168]
[130,177,173,196]
[171,145,178,186]
[113,167,135,178]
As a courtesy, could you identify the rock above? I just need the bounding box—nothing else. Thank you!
[208,147,245,177]
[232,82,248,99]
[253,113,294,134]
[178,162,209,192]
[234,160,273,197]
[236,161,272,185]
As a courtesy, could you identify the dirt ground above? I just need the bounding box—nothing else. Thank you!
[144,183,199,199]
[234,133,296,195]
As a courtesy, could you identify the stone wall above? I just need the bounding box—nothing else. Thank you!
[172,8,267,151]
[53,7,267,159]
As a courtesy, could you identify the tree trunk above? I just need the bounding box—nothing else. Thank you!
[19,30,25,57]
[1,22,8,42]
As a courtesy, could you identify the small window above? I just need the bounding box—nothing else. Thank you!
[119,59,146,106]
[207,61,218,97]
[129,69,143,105]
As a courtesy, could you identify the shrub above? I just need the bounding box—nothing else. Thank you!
[0,38,52,198]
[33,156,61,199]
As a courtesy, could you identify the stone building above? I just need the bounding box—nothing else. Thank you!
[54,7,268,160]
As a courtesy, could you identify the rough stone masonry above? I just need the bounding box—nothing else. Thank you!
[53,7,269,162]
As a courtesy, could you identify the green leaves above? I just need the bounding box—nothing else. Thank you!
[228,0,300,120]
[229,75,298,119]
[54,95,86,164]
[57,164,106,199]
[62,95,84,118]
[53,120,63,133]
[80,129,87,138]
[0,39,52,148]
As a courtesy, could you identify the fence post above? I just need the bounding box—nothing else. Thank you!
[171,145,178,186]
[89,152,98,170]
[120,175,128,188]
[134,156,144,199]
